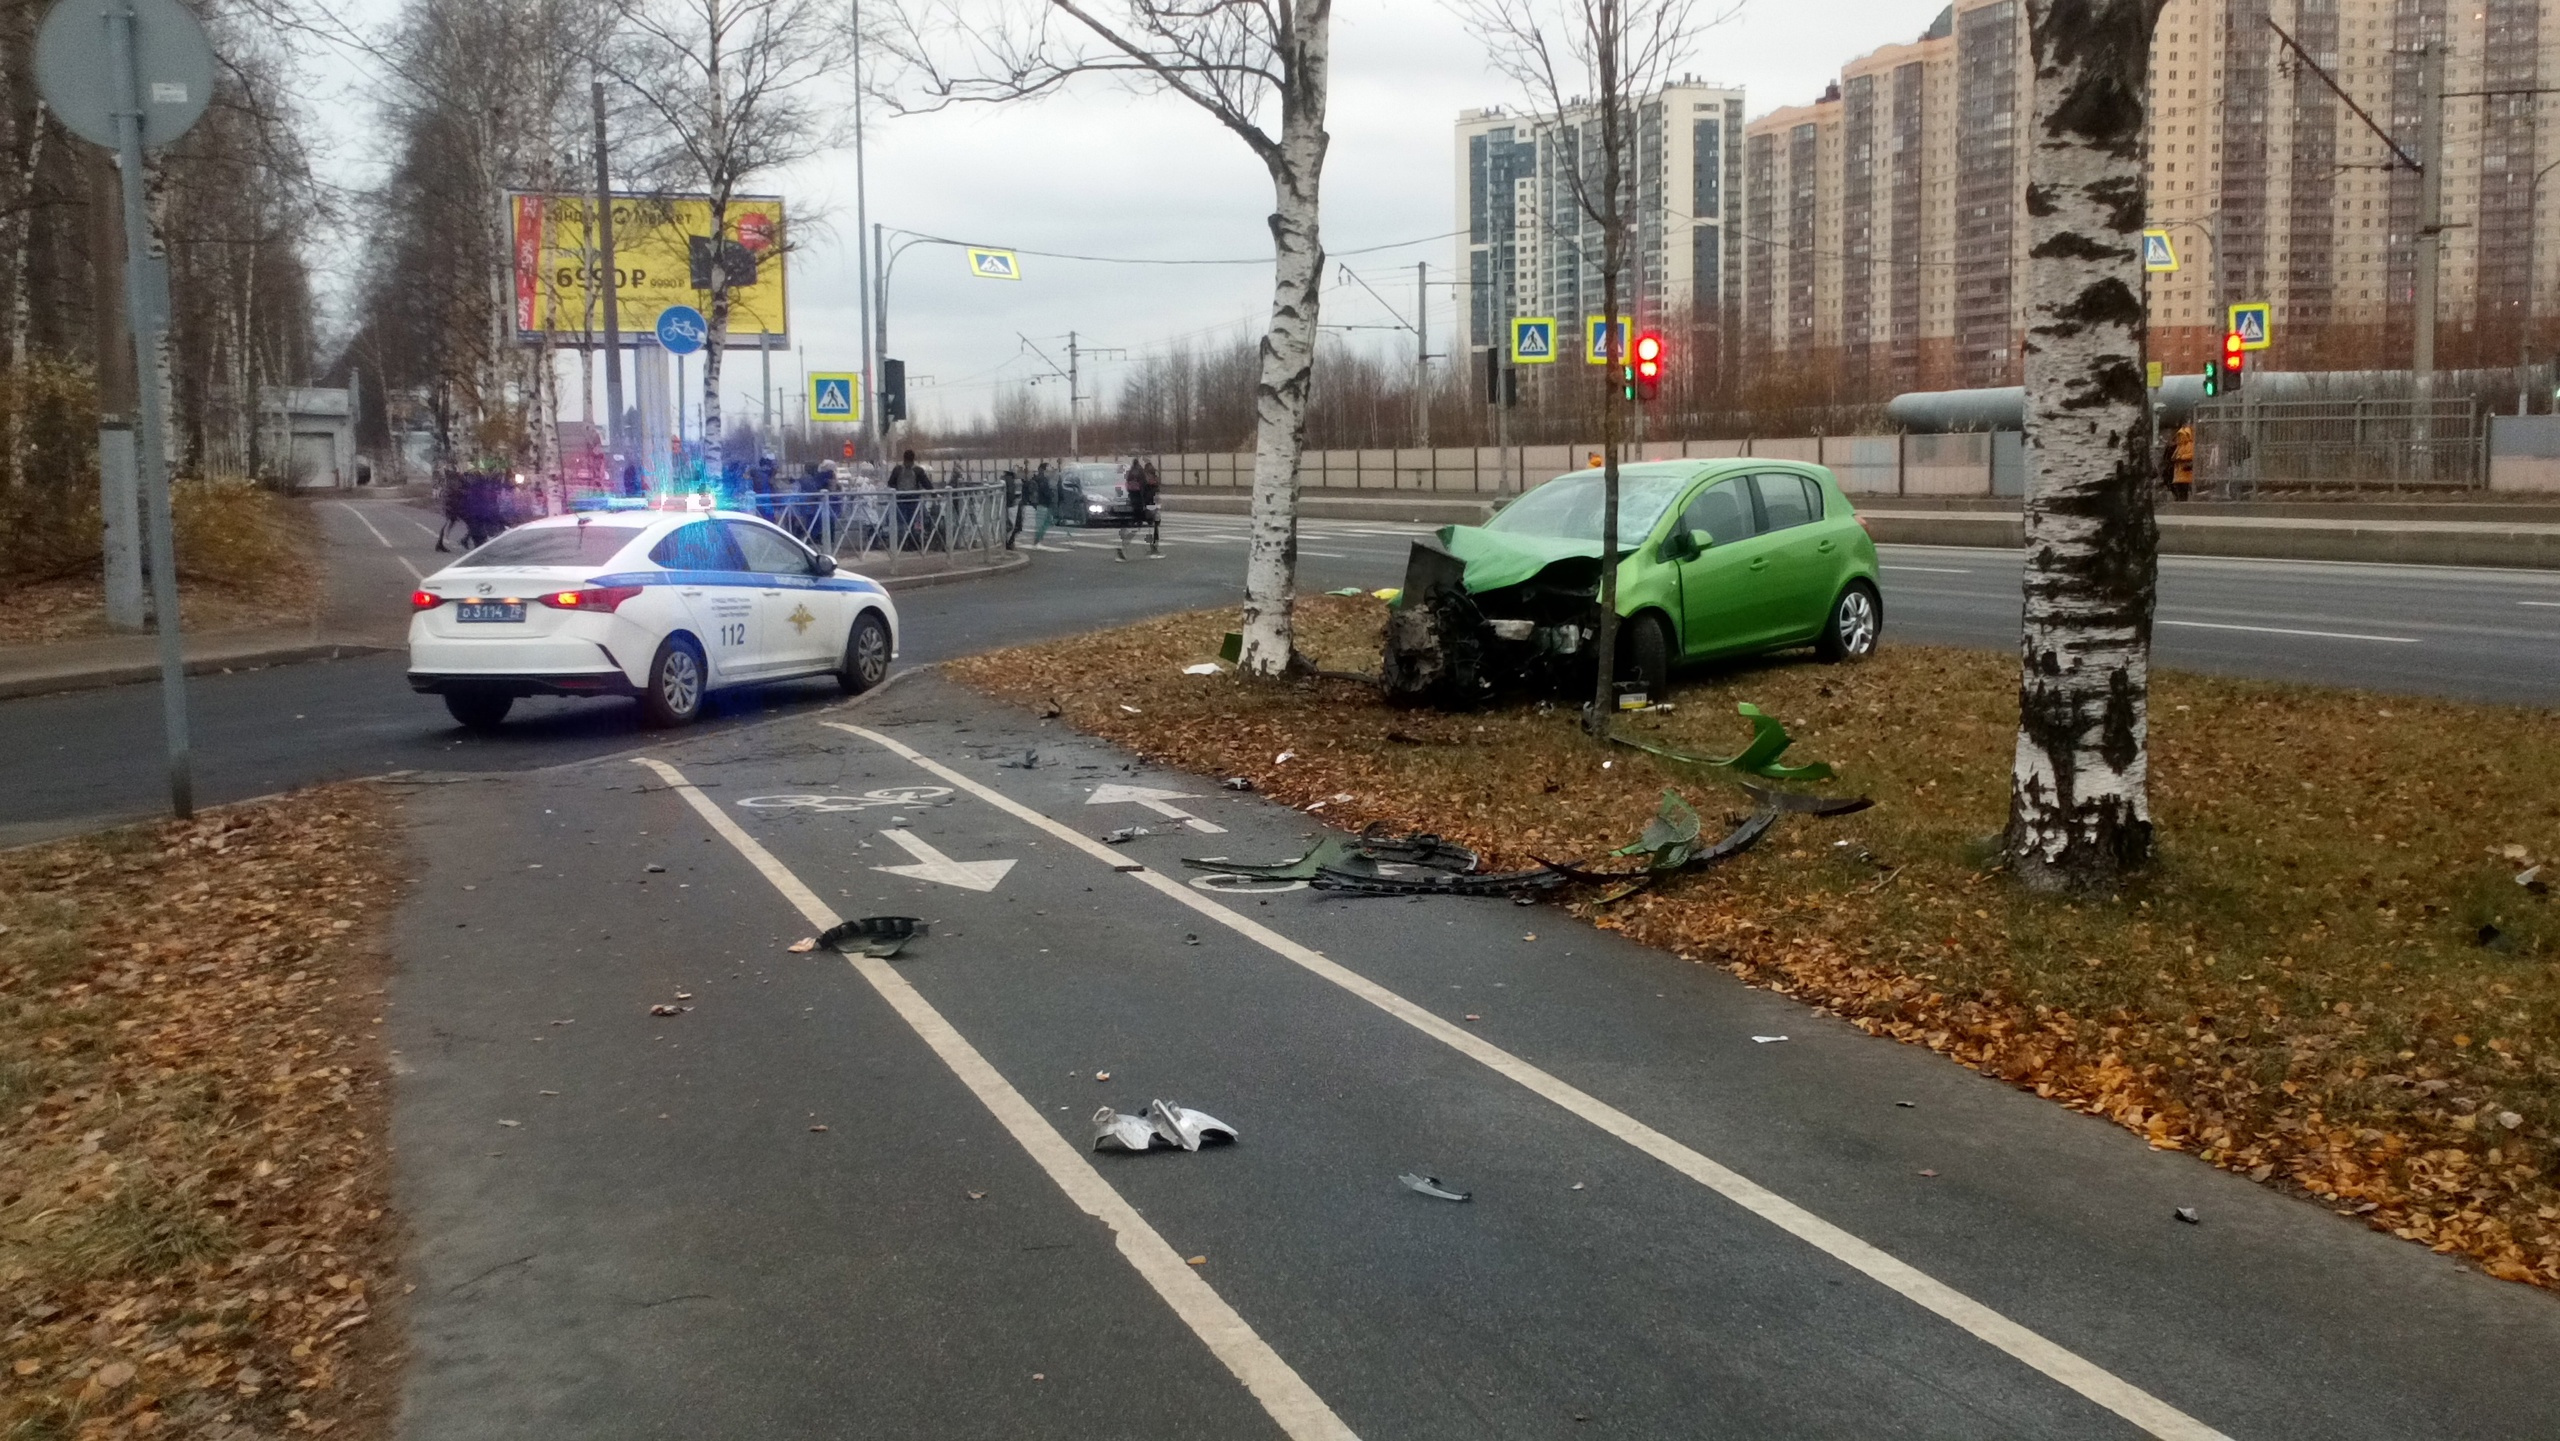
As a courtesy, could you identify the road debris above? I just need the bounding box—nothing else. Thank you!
[644,863,666,873]
[1752,1035,1788,1044]
[1613,703,1838,782]
[1119,704,1143,714]
[2518,864,2547,893]
[1222,776,1254,791]
[1325,587,1366,597]
[1090,1100,1240,1154]
[1182,663,1223,676]
[2174,1207,2202,1225]
[1103,826,1153,843]
[649,1004,682,1016]
[787,936,818,953]
[818,915,928,959]
[1399,1172,1472,1202]
[996,749,1043,769]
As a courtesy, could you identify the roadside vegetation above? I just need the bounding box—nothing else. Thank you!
[949,596,2560,1288]
[0,478,321,649]
[1,788,404,1438]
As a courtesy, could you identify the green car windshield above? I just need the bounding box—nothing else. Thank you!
[1483,470,1692,550]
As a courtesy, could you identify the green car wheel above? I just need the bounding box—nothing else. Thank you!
[1818,582,1882,663]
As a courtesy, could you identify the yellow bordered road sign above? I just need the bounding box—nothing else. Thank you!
[2228,302,2271,350]
[808,371,861,422]
[1585,315,1632,364]
[967,248,1021,280]
[1510,317,1557,364]
[2141,229,2178,273]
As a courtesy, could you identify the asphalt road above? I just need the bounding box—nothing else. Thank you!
[3,501,2555,845]
[388,672,2560,1439]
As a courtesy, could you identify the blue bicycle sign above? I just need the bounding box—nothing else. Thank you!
[656,304,708,355]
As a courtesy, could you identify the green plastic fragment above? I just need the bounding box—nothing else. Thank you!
[1183,836,1360,881]
[1612,703,1836,782]
[1219,630,1244,663]
[1612,789,1703,871]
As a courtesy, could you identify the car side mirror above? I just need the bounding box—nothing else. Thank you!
[811,553,838,576]
[1661,529,1702,563]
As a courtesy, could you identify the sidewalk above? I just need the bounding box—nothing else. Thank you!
[0,500,1028,702]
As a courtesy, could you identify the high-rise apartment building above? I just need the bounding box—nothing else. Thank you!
[1738,0,2560,396]
[1455,81,1747,362]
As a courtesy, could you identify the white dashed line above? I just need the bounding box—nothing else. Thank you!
[2158,618,2418,644]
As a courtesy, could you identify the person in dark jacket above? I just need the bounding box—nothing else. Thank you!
[1116,456,1162,560]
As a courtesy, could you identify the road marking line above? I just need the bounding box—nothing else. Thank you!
[2522,600,2560,608]
[827,722,2235,1441]
[1299,550,1349,559]
[2157,618,2419,644]
[336,501,395,548]
[630,757,1356,1441]
[401,556,424,581]
[1882,564,1972,575]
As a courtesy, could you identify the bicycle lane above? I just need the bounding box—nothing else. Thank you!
[619,684,2214,1440]
[671,673,2560,1441]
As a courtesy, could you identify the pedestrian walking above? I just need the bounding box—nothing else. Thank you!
[433,469,467,552]
[2170,424,2196,502]
[1029,460,1058,549]
[1001,468,1023,550]
[886,449,930,551]
[1116,456,1162,560]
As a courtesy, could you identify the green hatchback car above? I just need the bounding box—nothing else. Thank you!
[1383,459,1883,706]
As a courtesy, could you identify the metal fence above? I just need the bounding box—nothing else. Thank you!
[757,481,1010,572]
[2191,397,2486,496]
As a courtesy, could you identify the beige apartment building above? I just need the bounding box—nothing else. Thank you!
[1739,0,2560,396]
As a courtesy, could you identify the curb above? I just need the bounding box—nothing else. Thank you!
[0,640,394,703]
[1861,513,2560,569]
[875,550,1032,591]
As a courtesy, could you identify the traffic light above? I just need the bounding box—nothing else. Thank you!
[879,358,908,423]
[1481,347,1516,408]
[2202,359,2221,397]
[2221,330,2246,393]
[1631,330,1665,403]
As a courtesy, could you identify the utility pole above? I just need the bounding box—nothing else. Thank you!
[850,0,874,464]
[760,331,773,441]
[592,80,625,464]
[1416,261,1430,449]
[1068,329,1080,458]
[2414,40,2445,396]
[873,219,888,446]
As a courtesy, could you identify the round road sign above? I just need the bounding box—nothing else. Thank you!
[33,0,216,151]
[656,305,708,356]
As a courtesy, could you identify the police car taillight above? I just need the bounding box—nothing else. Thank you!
[539,585,643,612]
[410,590,444,610]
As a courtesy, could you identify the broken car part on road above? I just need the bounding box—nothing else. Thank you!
[817,915,928,959]
[1091,1100,1240,1154]
[1399,1173,1473,1202]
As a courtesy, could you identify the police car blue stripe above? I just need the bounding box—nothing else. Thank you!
[588,569,888,597]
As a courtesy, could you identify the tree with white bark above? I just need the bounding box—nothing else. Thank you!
[1457,0,1717,736]
[881,0,1331,677]
[2008,0,2169,889]
[604,0,847,464]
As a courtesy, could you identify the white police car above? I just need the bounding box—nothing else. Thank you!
[407,509,898,730]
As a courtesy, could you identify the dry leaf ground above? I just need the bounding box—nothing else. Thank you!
[949,596,2560,1289]
[0,483,320,648]
[2,787,405,1438]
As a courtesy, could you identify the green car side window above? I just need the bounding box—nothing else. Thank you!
[1679,479,1755,548]
[1754,472,1818,532]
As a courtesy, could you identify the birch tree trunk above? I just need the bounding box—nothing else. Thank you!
[702,197,729,460]
[4,102,46,492]
[2009,0,2166,889]
[1236,1,1332,677]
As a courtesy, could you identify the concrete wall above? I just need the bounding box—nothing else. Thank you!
[1147,434,2003,498]
[2489,416,2560,492]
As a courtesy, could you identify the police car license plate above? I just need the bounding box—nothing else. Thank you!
[457,601,525,623]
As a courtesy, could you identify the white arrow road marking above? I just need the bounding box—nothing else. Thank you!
[1086,782,1226,834]
[873,829,1016,892]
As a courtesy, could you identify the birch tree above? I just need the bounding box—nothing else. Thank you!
[2008,0,2168,888]
[883,0,1332,677]
[1458,0,1713,735]
[604,0,845,462]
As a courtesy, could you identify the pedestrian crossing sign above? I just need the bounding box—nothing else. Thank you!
[1585,315,1632,364]
[1510,317,1557,364]
[966,247,1021,280]
[2141,228,2178,273]
[2228,302,2272,350]
[808,371,861,422]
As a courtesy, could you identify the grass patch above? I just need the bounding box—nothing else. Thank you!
[1,788,405,1438]
[948,597,2560,1287]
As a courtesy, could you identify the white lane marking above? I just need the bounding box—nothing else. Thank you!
[2157,618,2419,644]
[2522,600,2560,608]
[336,501,395,547]
[400,556,424,581]
[1881,564,1973,575]
[409,516,441,540]
[828,723,2235,1441]
[874,828,1015,892]
[630,757,1358,1441]
[1087,782,1226,834]
[1299,550,1349,560]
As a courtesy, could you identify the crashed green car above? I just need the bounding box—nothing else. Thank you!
[1382,459,1882,706]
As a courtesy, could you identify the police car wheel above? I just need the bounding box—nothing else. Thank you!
[838,611,892,694]
[444,688,512,731]
[642,636,707,728]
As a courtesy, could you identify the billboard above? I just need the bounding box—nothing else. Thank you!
[508,192,788,345]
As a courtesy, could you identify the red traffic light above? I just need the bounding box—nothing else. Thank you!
[2222,330,2246,372]
[1632,330,1665,379]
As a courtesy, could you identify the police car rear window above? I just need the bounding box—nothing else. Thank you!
[451,523,648,567]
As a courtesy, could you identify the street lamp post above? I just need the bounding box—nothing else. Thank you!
[2517,155,2560,413]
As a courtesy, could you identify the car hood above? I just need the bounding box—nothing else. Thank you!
[1436,524,1613,593]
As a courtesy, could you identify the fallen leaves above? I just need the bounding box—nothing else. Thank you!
[0,785,405,1438]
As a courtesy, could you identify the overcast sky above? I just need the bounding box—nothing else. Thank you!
[311,0,1946,433]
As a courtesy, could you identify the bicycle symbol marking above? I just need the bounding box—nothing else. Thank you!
[739,787,953,814]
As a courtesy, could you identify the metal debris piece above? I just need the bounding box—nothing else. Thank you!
[1222,777,1254,791]
[649,1004,681,1016]
[1752,1035,1788,1044]
[1092,1107,1159,1153]
[995,750,1042,769]
[1356,828,1480,872]
[1738,781,1874,817]
[818,915,928,959]
[1399,1172,1472,1202]
[1103,826,1153,844]
[1185,836,1361,881]
[1148,1099,1237,1151]
[1313,862,1572,898]
[1612,703,1836,782]
[2174,1207,2201,1225]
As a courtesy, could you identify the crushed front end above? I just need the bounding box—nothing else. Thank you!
[1381,535,1605,708]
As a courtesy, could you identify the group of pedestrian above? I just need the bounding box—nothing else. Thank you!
[1117,455,1162,561]
[1003,460,1062,551]
[433,469,515,553]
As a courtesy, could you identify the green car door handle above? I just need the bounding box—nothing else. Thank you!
[1749,556,1768,571]
[1817,539,1836,554]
